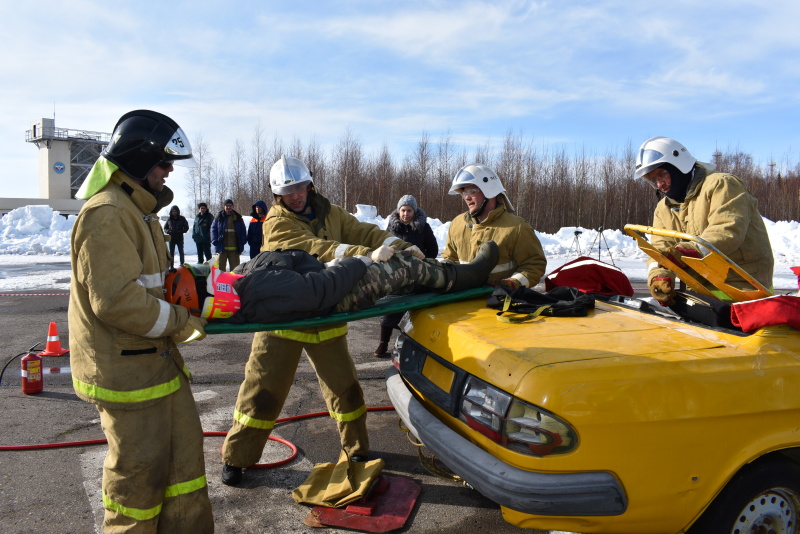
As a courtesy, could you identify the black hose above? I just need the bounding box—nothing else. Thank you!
[0,343,42,386]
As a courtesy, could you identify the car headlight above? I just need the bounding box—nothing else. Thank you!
[459,376,577,456]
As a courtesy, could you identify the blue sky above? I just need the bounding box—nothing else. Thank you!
[2,0,799,212]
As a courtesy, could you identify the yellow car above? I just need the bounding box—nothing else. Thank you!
[386,226,800,533]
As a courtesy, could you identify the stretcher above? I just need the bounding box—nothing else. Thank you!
[204,286,495,334]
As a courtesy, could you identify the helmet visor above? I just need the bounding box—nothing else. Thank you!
[634,148,666,180]
[283,162,310,185]
[449,168,479,194]
[163,127,195,168]
[164,127,192,157]
[454,168,477,185]
[636,148,665,169]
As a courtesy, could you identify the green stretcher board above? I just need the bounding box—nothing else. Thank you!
[205,286,494,334]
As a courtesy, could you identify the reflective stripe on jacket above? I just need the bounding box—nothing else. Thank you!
[648,164,774,289]
[69,172,191,409]
[263,191,411,262]
[262,191,408,340]
[211,210,247,254]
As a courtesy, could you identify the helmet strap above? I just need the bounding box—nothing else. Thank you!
[470,198,489,221]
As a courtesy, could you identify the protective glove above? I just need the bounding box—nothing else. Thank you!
[371,245,395,262]
[172,316,208,343]
[324,258,342,268]
[648,271,676,306]
[406,245,425,259]
[675,241,702,258]
[663,242,702,268]
[498,278,520,291]
[354,255,374,266]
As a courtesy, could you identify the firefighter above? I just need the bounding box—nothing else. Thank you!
[220,155,425,486]
[635,136,774,305]
[69,110,213,532]
[443,163,547,290]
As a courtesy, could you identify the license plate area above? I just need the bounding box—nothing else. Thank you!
[397,334,466,416]
[422,356,454,393]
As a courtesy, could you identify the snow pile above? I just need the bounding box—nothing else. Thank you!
[0,204,796,292]
[0,205,75,255]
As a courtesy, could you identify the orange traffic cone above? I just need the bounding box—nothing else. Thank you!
[39,321,69,357]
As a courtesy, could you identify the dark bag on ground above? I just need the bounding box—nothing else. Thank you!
[668,290,737,330]
[486,286,595,323]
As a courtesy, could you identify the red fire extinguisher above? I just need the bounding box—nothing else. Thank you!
[21,351,43,395]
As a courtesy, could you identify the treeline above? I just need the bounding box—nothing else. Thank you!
[186,127,800,233]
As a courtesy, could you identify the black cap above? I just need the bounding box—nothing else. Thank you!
[224,199,234,206]
[198,202,207,208]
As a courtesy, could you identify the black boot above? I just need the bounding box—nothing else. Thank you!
[221,463,243,486]
[373,326,393,357]
[442,241,500,293]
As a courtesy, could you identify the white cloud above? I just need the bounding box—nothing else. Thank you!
[2,0,800,203]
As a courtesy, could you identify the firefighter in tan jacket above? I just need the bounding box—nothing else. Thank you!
[635,136,773,305]
[69,110,213,533]
[443,163,547,290]
[220,156,425,486]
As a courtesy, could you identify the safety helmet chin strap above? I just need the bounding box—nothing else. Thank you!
[470,198,489,221]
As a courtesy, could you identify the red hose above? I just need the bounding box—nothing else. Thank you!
[0,406,396,469]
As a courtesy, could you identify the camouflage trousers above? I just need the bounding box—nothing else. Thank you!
[335,253,447,313]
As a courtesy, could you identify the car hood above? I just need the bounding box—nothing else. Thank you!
[404,298,746,395]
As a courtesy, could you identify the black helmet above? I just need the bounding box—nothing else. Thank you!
[103,110,193,181]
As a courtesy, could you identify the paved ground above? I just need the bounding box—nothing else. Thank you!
[0,291,561,534]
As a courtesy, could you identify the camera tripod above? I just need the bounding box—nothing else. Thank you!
[568,230,583,256]
[588,226,616,266]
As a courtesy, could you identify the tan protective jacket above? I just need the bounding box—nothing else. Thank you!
[443,200,547,287]
[262,191,411,342]
[69,172,192,409]
[263,191,410,262]
[648,164,773,289]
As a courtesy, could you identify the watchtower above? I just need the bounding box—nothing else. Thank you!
[25,118,110,200]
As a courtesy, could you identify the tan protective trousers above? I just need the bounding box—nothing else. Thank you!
[222,331,369,468]
[97,373,213,533]
[217,250,240,272]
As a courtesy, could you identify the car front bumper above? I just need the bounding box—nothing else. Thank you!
[386,366,627,516]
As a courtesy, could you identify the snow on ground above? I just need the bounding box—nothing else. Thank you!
[0,204,797,292]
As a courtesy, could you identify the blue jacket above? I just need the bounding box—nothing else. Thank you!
[247,200,269,259]
[211,209,247,254]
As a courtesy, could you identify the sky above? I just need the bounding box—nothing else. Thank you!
[0,205,797,294]
[2,1,800,213]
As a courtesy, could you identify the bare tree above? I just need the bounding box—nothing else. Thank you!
[246,124,269,208]
[330,127,364,210]
[229,138,249,206]
[194,128,799,234]
[186,133,215,213]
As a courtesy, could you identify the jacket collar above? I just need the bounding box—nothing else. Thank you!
[272,190,331,224]
[665,164,709,206]
[466,199,507,225]
[112,172,174,214]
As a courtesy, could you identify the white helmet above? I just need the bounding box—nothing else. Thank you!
[449,164,506,198]
[269,155,313,195]
[634,137,697,179]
